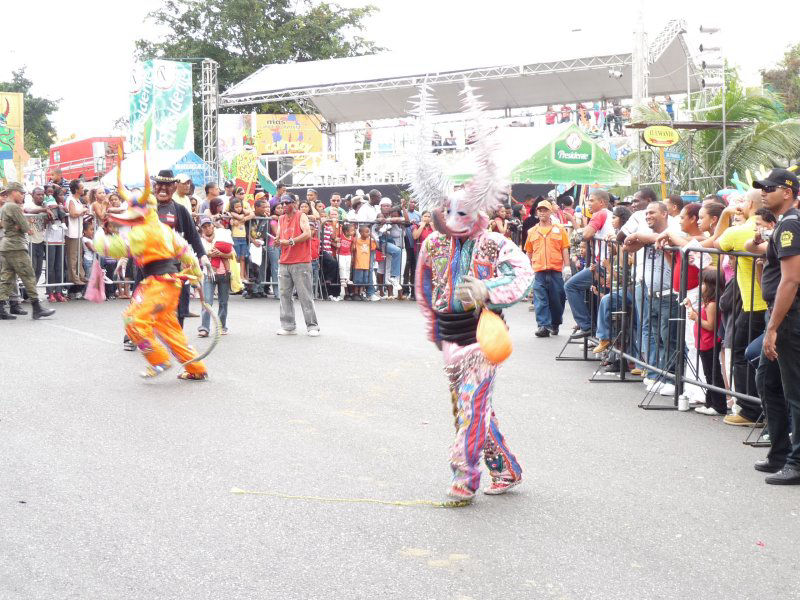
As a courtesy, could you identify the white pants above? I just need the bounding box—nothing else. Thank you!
[338,255,352,282]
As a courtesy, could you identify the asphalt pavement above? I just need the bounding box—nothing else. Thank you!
[1,295,798,600]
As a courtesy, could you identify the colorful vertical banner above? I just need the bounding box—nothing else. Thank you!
[152,60,193,152]
[0,92,25,183]
[129,60,194,153]
[129,61,154,153]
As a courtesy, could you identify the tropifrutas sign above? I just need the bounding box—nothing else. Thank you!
[643,125,680,148]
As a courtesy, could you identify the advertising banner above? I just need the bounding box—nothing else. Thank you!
[129,61,154,153]
[129,60,194,153]
[553,130,593,166]
[0,92,24,183]
[253,114,323,156]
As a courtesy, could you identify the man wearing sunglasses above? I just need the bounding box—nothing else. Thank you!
[754,168,800,485]
[275,194,319,336]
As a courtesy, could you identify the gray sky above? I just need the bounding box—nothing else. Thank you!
[3,0,796,140]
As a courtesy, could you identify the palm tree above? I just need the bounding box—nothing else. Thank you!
[622,70,800,196]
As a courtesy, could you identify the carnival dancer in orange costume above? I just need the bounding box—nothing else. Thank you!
[94,153,209,381]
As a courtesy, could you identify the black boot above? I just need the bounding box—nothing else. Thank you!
[9,301,28,316]
[31,300,55,320]
[0,301,17,320]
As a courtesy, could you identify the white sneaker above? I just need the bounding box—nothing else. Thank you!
[307,329,320,337]
[276,328,297,335]
[331,296,343,302]
[645,379,662,392]
[369,295,382,302]
[643,377,654,388]
[659,383,676,396]
[695,406,725,416]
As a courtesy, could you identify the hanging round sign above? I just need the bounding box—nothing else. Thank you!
[643,125,680,148]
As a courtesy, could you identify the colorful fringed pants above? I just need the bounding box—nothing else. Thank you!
[124,276,207,376]
[443,341,521,492]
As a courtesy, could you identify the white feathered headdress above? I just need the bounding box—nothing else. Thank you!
[407,80,507,216]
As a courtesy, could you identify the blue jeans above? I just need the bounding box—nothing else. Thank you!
[200,272,230,331]
[745,332,764,369]
[564,267,594,331]
[311,259,321,298]
[635,282,649,366]
[267,246,280,296]
[532,270,565,328]
[647,293,679,379]
[383,241,402,278]
[353,268,375,296]
[596,289,635,338]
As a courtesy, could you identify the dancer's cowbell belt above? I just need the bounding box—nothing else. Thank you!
[141,259,179,277]
[435,309,504,347]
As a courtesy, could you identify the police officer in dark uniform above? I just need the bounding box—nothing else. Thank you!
[754,168,800,485]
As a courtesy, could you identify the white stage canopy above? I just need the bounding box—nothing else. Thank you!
[221,20,699,124]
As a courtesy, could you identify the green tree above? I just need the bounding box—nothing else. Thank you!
[623,69,800,195]
[0,68,60,157]
[135,0,381,152]
[761,42,800,116]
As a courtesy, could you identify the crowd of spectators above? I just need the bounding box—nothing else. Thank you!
[557,178,800,485]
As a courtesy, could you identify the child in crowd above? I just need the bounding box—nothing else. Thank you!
[107,193,131,298]
[754,207,777,239]
[198,217,233,336]
[81,219,96,284]
[353,224,378,301]
[332,223,355,301]
[309,221,323,299]
[267,203,282,297]
[246,199,270,298]
[44,188,68,302]
[684,269,727,416]
[101,220,120,298]
[228,197,252,283]
[753,207,777,285]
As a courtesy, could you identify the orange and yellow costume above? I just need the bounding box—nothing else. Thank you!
[94,152,208,380]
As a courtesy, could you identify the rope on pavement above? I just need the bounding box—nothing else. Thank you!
[229,487,472,508]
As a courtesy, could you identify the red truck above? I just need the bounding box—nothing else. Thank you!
[47,136,124,181]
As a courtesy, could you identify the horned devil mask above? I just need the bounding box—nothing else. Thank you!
[407,81,507,240]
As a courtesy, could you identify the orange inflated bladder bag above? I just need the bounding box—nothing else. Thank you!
[476,308,512,365]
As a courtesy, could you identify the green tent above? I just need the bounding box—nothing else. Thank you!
[509,124,630,187]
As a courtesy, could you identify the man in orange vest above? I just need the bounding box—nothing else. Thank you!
[524,200,571,338]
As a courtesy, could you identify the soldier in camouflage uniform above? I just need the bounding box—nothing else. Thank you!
[0,182,55,320]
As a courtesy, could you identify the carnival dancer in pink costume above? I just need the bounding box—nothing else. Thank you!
[411,83,534,502]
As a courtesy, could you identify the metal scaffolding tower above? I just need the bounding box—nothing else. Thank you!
[201,59,220,184]
[631,6,649,106]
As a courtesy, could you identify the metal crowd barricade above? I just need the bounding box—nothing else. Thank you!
[243,216,420,301]
[675,244,767,444]
[572,235,769,444]
[556,235,606,362]
[20,211,136,300]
